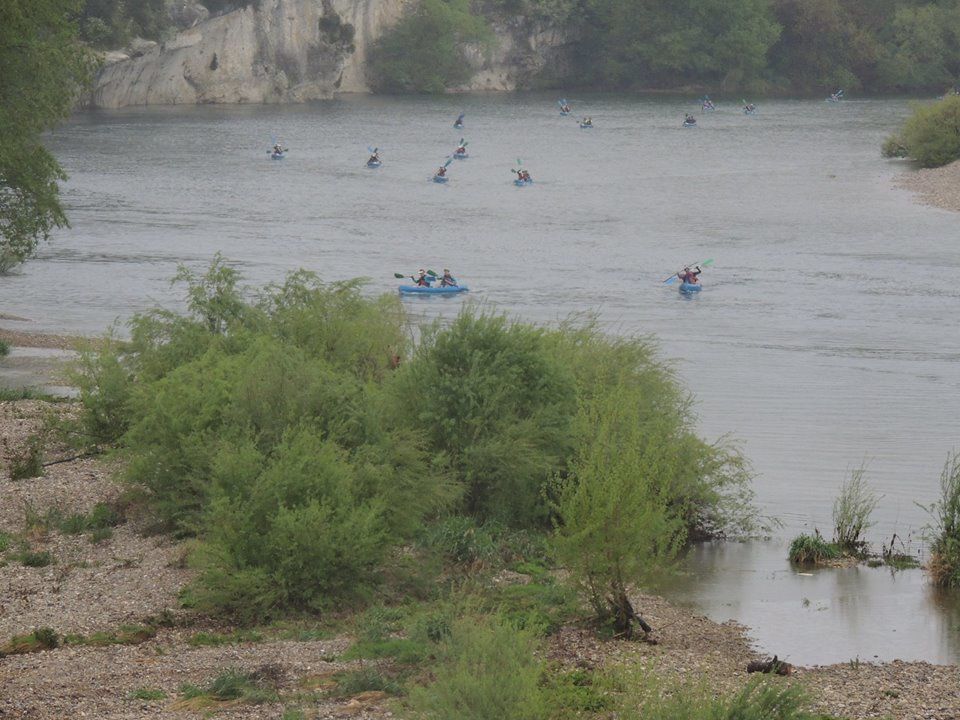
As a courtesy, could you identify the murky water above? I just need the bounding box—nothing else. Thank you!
[4,93,959,663]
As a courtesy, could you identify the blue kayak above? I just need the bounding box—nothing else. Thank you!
[453,152,469,159]
[580,123,593,129]
[679,282,702,293]
[560,110,571,116]
[744,108,757,115]
[431,175,449,183]
[514,178,533,186]
[399,284,469,295]
[366,160,382,168]
[682,121,696,128]
[270,152,285,160]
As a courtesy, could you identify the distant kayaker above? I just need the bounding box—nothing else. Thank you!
[684,114,696,125]
[368,148,380,163]
[273,143,285,155]
[561,103,571,113]
[414,269,432,287]
[436,165,447,178]
[454,113,465,128]
[678,266,702,284]
[581,117,592,126]
[744,103,756,112]
[440,269,458,287]
[455,143,467,156]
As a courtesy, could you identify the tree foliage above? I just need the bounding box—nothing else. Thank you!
[0,0,94,272]
[884,95,960,167]
[75,261,752,621]
[367,0,493,93]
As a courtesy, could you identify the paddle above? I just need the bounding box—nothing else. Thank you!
[662,259,714,285]
[394,270,439,280]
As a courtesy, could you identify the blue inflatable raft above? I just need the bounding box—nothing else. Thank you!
[399,284,469,295]
[431,175,449,184]
[679,282,702,293]
[514,178,533,186]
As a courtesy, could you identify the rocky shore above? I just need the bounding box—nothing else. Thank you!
[895,159,960,214]
[1,395,959,718]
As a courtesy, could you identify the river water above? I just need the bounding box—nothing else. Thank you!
[4,93,959,664]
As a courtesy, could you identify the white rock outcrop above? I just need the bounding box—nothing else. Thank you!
[90,0,405,107]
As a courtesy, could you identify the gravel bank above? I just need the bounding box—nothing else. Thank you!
[2,399,959,719]
[895,159,960,213]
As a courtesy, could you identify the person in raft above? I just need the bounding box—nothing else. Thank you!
[440,269,458,287]
[413,269,432,287]
[678,266,702,284]
[684,114,696,125]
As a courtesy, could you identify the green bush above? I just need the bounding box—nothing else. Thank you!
[407,615,545,720]
[21,550,53,567]
[924,452,960,587]
[788,532,840,564]
[887,96,960,167]
[367,0,492,93]
[9,434,45,480]
[617,677,812,720]
[333,666,403,697]
[387,309,575,527]
[553,385,687,636]
[0,339,9,357]
[128,688,167,701]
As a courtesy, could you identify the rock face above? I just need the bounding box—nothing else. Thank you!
[89,0,405,107]
[87,0,569,107]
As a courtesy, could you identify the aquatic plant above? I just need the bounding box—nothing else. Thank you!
[922,452,960,587]
[788,531,840,564]
[832,464,879,553]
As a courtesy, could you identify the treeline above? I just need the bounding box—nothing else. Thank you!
[75,0,255,48]
[72,257,752,626]
[370,0,960,94]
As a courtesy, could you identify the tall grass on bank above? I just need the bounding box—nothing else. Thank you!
[72,259,753,622]
[924,452,960,587]
[832,464,879,553]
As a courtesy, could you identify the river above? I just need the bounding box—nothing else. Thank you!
[4,93,960,664]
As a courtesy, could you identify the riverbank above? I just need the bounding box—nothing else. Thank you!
[895,159,960,214]
[1,398,958,719]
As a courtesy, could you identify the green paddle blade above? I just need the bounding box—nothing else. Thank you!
[427,270,438,277]
[394,273,406,279]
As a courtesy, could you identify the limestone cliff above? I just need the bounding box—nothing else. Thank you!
[89,0,404,107]
[87,0,569,107]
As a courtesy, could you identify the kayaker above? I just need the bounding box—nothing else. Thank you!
[684,114,696,125]
[440,269,457,287]
[436,165,447,178]
[561,103,571,113]
[581,117,592,126]
[455,143,467,156]
[414,269,432,287]
[454,112,465,128]
[368,148,380,163]
[273,142,285,155]
[678,266,702,284]
[744,103,756,112]
[520,169,531,182]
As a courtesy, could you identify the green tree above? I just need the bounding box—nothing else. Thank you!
[367,0,492,93]
[885,95,960,167]
[0,0,94,272]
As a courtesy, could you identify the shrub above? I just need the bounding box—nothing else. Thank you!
[886,95,960,167]
[407,615,545,720]
[367,0,492,93]
[332,667,403,697]
[9,433,45,480]
[832,464,879,552]
[923,452,960,587]
[553,383,689,636]
[180,667,278,704]
[21,550,53,567]
[386,309,575,527]
[788,532,840,564]
[617,676,811,720]
[0,339,9,357]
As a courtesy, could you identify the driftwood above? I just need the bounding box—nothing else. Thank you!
[608,594,656,643]
[746,655,793,676]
